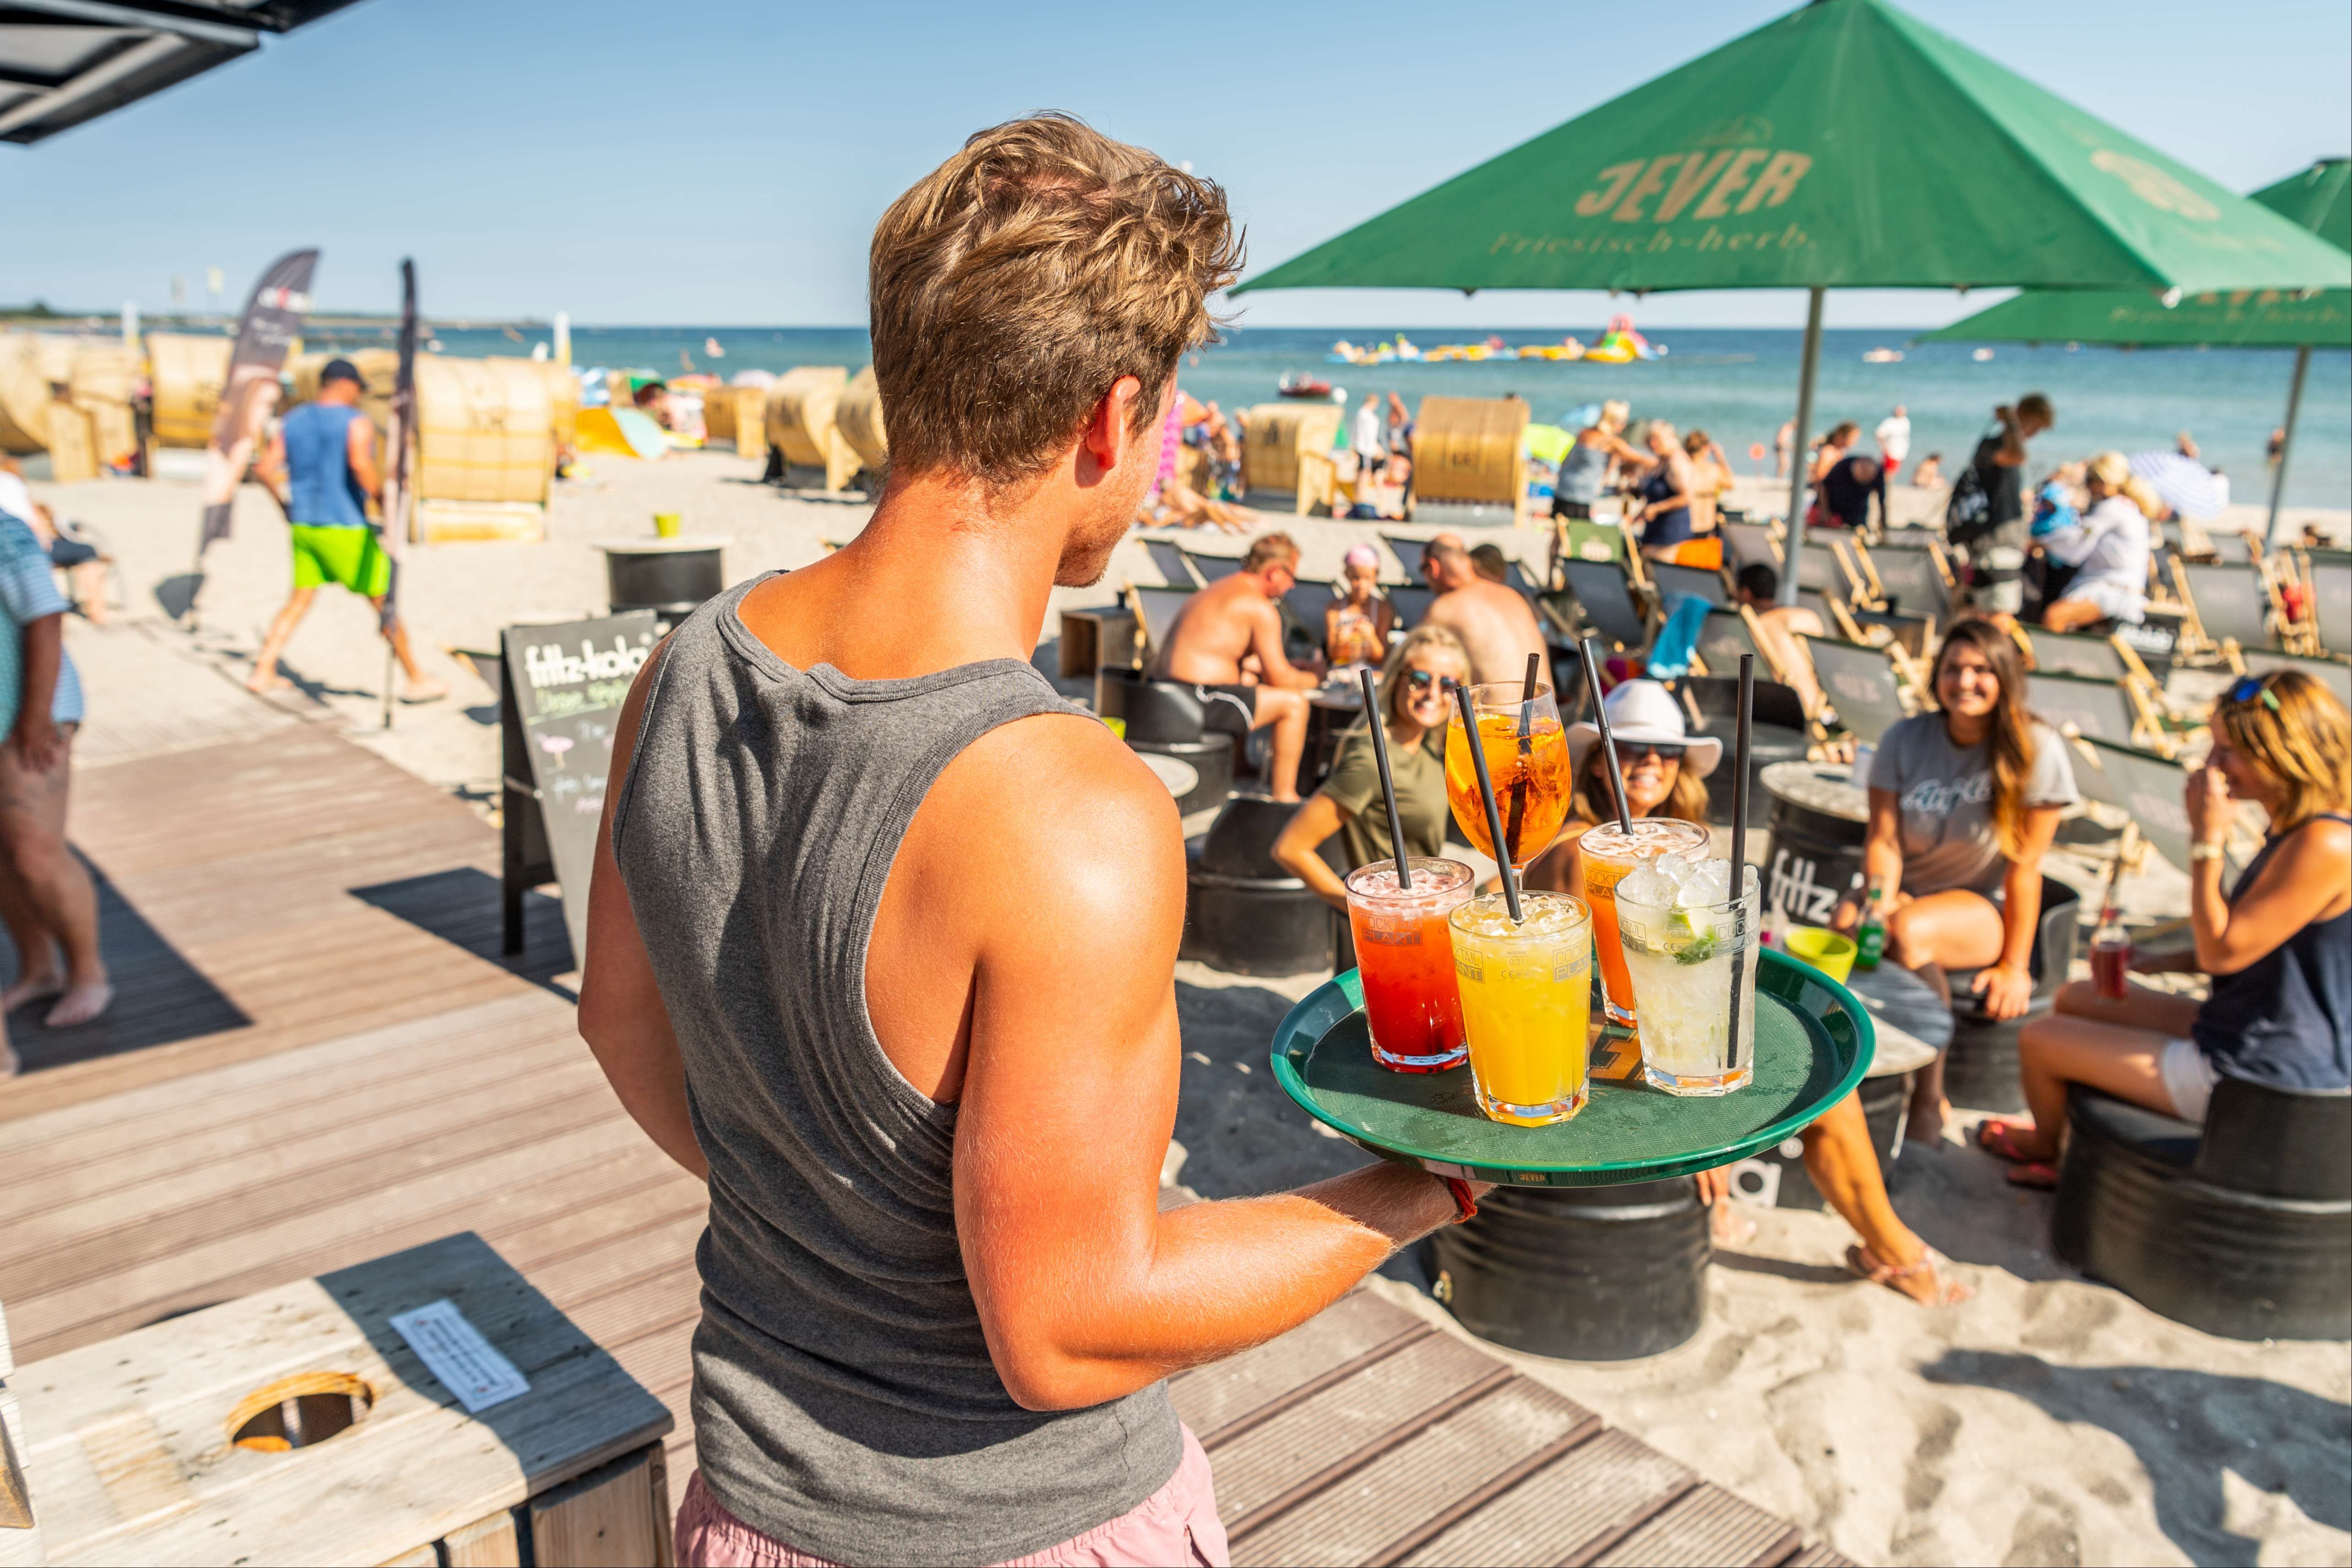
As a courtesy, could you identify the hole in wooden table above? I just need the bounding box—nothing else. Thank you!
[227,1371,375,1452]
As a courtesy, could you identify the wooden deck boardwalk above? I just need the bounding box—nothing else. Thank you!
[1,724,1845,1564]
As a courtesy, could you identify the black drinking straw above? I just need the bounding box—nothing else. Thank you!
[1503,651,1541,865]
[1455,680,1525,924]
[1358,667,1412,891]
[1727,653,1754,1070]
[1577,637,1635,835]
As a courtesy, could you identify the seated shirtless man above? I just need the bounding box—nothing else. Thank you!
[1419,533,1547,689]
[1154,530,1322,799]
[1733,562,1826,716]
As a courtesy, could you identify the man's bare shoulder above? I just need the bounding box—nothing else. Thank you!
[918,710,1186,928]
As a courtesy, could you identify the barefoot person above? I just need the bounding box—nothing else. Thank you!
[1984,673,2350,1185]
[1153,530,1323,801]
[0,509,106,1035]
[581,116,1485,1568]
[1419,533,1546,687]
[1523,682,1967,1302]
[246,358,445,700]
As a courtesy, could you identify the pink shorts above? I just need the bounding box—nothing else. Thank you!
[675,1423,1228,1568]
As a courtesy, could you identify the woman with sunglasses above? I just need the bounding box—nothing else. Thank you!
[1985,672,2351,1185]
[1841,618,2079,1143]
[1273,626,1473,907]
[1526,682,1970,1305]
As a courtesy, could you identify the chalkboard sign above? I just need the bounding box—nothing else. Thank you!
[500,613,658,969]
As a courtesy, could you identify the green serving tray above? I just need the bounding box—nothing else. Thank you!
[1270,948,1875,1187]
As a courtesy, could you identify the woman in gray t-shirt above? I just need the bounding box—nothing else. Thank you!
[1845,619,2078,1138]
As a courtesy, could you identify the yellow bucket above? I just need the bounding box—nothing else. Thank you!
[1783,927,1857,984]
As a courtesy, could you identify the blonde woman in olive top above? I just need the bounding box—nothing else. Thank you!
[1274,626,1470,907]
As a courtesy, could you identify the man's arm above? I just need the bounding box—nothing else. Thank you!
[12,613,63,773]
[346,414,384,505]
[1247,599,1321,689]
[949,724,1460,1411]
[578,642,710,1181]
[252,429,292,509]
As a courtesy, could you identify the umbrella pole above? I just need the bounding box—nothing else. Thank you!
[2265,345,2311,547]
[1779,287,1825,607]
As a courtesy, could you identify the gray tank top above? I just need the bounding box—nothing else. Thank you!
[1556,435,1611,505]
[611,576,1181,1566]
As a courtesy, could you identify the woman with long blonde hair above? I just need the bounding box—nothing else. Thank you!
[2042,451,2158,633]
[1987,673,2352,1183]
[1845,618,2080,1142]
[1272,624,1472,906]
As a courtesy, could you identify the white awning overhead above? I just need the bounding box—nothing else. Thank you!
[0,0,358,144]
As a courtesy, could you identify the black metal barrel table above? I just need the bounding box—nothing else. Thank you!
[1272,950,1874,1360]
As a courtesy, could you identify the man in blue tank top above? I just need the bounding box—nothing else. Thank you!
[246,359,445,700]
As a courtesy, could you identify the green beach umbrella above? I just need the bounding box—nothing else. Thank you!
[1921,159,2351,540]
[1235,0,2352,600]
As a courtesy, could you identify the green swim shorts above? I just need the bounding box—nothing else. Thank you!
[289,524,391,597]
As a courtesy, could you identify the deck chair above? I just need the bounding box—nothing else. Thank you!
[2028,670,2162,753]
[1650,561,1730,609]
[1840,537,1889,605]
[2306,559,2351,657]
[1124,583,1197,667]
[2200,532,2258,566]
[1691,606,1830,739]
[2075,736,2248,878]
[1386,585,1435,629]
[1505,559,1548,605]
[2232,647,2352,710]
[1800,635,1908,745]
[2025,626,2130,681]
[1722,520,1782,572]
[1181,548,1243,584]
[1380,533,1431,583]
[1289,583,1345,667]
[1142,538,1204,587]
[1560,559,1651,651]
[1861,542,1951,629]
[1794,540,1840,595]
[1553,518,1630,570]
[2173,557,2275,657]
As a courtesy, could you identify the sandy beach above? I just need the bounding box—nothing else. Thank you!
[22,452,2352,1568]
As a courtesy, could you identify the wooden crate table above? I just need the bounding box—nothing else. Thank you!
[11,1233,672,1568]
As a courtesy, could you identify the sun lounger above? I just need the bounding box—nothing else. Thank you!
[1142,539,1205,587]
[1560,559,1651,652]
[2027,670,2152,751]
[1801,636,1908,746]
[1179,548,1243,584]
[2172,557,2276,656]
[1650,561,1729,610]
[1125,583,1197,666]
[2234,647,2352,708]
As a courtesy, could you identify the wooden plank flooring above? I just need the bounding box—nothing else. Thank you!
[2,722,1850,1563]
[3,726,570,1119]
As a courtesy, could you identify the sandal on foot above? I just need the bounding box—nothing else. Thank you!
[1976,1117,2043,1164]
[2004,1161,2059,1190]
[1845,1244,1973,1306]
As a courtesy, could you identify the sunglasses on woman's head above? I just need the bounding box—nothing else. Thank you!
[2225,674,2282,713]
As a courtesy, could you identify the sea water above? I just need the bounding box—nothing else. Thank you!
[364,324,2351,511]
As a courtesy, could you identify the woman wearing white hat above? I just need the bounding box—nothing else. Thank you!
[1526,680,1969,1306]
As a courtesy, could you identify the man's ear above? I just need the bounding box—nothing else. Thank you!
[1083,375,1151,475]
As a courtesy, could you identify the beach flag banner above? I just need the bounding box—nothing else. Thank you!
[196,249,316,552]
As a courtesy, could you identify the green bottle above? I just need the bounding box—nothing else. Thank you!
[1855,885,1887,970]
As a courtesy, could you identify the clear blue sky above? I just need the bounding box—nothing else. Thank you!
[5,0,2346,330]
